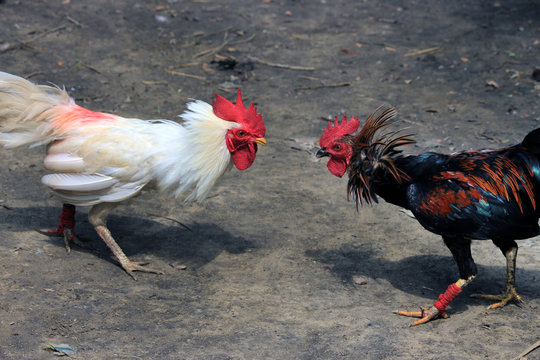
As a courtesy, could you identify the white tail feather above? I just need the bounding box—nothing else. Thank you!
[0,72,71,148]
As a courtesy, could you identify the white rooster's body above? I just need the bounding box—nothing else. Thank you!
[0,72,266,278]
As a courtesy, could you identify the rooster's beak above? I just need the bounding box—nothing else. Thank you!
[316,148,329,158]
[253,137,267,145]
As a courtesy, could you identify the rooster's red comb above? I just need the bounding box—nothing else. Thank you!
[320,115,360,148]
[212,89,265,136]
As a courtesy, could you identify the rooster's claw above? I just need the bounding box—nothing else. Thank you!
[393,306,446,326]
[471,286,522,309]
[37,228,92,252]
[123,260,165,280]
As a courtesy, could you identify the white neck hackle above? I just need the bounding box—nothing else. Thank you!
[150,100,239,202]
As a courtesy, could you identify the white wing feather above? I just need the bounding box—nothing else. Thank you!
[43,153,86,173]
[51,183,145,206]
[41,173,116,191]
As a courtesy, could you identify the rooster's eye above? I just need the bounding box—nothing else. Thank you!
[237,130,246,137]
[334,144,342,151]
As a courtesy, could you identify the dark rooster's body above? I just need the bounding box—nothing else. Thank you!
[317,106,539,325]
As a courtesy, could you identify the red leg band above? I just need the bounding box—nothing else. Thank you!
[49,204,76,236]
[433,283,463,314]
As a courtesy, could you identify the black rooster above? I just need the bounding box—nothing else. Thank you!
[317,106,539,326]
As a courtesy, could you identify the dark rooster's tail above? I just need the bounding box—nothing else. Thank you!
[522,128,540,154]
[521,128,540,188]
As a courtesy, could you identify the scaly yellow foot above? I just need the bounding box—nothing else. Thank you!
[472,286,522,309]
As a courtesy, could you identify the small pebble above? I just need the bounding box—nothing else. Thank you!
[353,276,368,285]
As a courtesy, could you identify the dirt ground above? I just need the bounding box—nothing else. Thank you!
[0,0,539,359]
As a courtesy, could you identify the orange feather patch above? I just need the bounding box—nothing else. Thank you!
[420,171,484,217]
[421,159,536,217]
[52,104,118,134]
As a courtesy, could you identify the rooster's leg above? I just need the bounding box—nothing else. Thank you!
[394,277,475,326]
[88,203,164,280]
[395,236,477,326]
[45,203,90,252]
[472,240,522,308]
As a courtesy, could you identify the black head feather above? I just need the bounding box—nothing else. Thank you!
[347,106,416,208]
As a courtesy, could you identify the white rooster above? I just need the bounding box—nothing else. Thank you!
[0,72,266,278]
